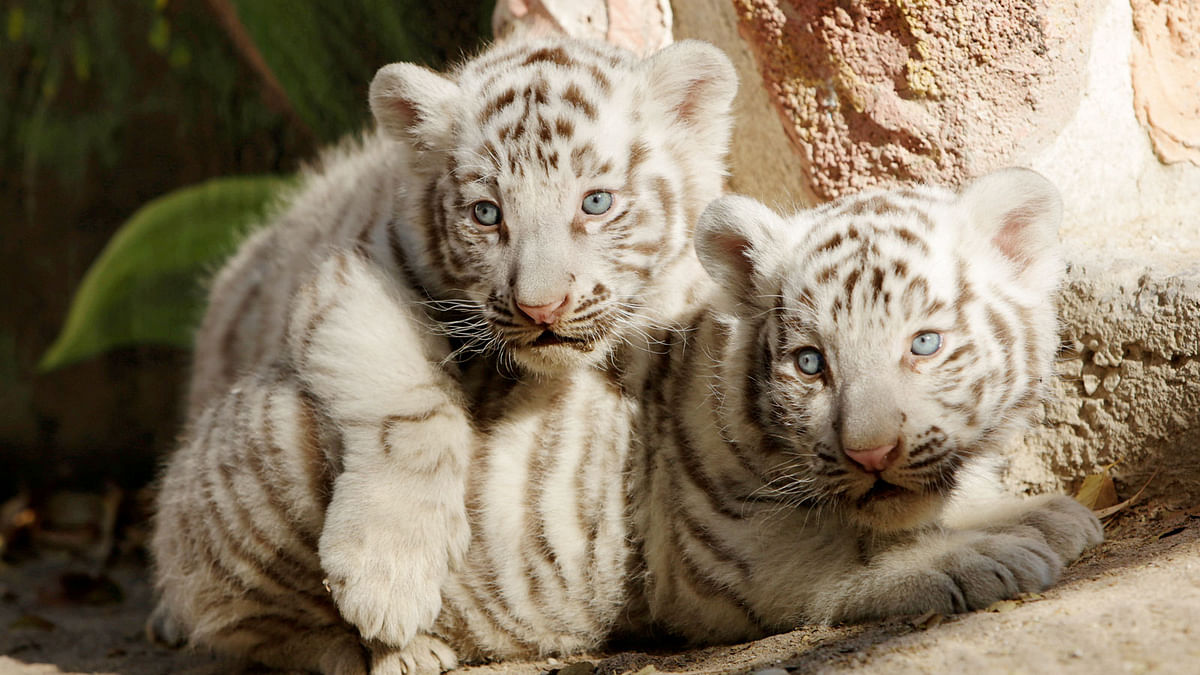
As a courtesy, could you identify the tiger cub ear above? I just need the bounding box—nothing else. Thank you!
[639,40,737,135]
[959,168,1064,295]
[695,195,786,313]
[369,63,461,150]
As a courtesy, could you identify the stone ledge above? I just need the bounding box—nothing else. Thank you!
[1008,247,1200,499]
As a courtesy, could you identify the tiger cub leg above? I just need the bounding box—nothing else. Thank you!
[286,250,473,653]
[231,625,369,675]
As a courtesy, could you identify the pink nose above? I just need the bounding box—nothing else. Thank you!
[844,443,898,473]
[517,296,569,326]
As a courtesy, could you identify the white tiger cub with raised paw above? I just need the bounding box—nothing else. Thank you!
[149,37,736,674]
[425,169,1102,660]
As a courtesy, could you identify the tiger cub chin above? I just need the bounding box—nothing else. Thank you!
[423,168,1103,661]
[148,36,737,675]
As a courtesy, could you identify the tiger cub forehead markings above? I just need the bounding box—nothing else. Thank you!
[838,195,895,217]
[522,46,574,67]
[562,83,598,120]
[569,144,611,180]
[478,89,518,125]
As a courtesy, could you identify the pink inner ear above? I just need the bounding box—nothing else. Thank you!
[388,97,422,128]
[712,230,755,280]
[992,203,1043,272]
[671,75,713,124]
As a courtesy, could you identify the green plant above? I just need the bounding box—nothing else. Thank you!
[36,0,488,371]
[39,175,292,370]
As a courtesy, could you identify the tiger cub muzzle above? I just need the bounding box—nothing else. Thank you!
[834,423,962,531]
[488,282,619,363]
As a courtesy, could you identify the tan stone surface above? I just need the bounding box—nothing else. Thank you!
[672,0,815,207]
[1009,0,1200,501]
[1131,0,1200,166]
[1029,0,1200,249]
[732,0,1098,200]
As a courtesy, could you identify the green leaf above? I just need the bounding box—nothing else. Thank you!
[38,175,292,371]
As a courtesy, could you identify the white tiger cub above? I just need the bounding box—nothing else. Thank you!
[428,168,1103,657]
[621,168,1104,639]
[150,37,736,674]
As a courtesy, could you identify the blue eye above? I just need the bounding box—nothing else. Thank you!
[796,347,824,376]
[473,201,502,226]
[911,332,942,356]
[582,191,613,215]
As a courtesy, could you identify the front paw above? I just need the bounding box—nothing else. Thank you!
[858,530,1062,619]
[929,531,1062,613]
[369,635,459,675]
[1002,494,1104,565]
[321,531,445,645]
[832,529,1063,622]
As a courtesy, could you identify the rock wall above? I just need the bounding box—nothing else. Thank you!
[1131,0,1200,166]
[1014,0,1200,497]
[730,0,1099,200]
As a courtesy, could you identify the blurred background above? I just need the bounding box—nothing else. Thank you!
[1,0,491,496]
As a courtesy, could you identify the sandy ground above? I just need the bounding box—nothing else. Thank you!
[2,501,1198,675]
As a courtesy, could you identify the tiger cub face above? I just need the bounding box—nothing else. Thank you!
[370,39,736,374]
[697,169,1064,532]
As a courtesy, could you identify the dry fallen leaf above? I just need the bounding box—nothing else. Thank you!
[9,614,56,631]
[0,489,34,557]
[1092,469,1160,520]
[1075,466,1120,511]
[555,663,595,675]
[1158,525,1188,540]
